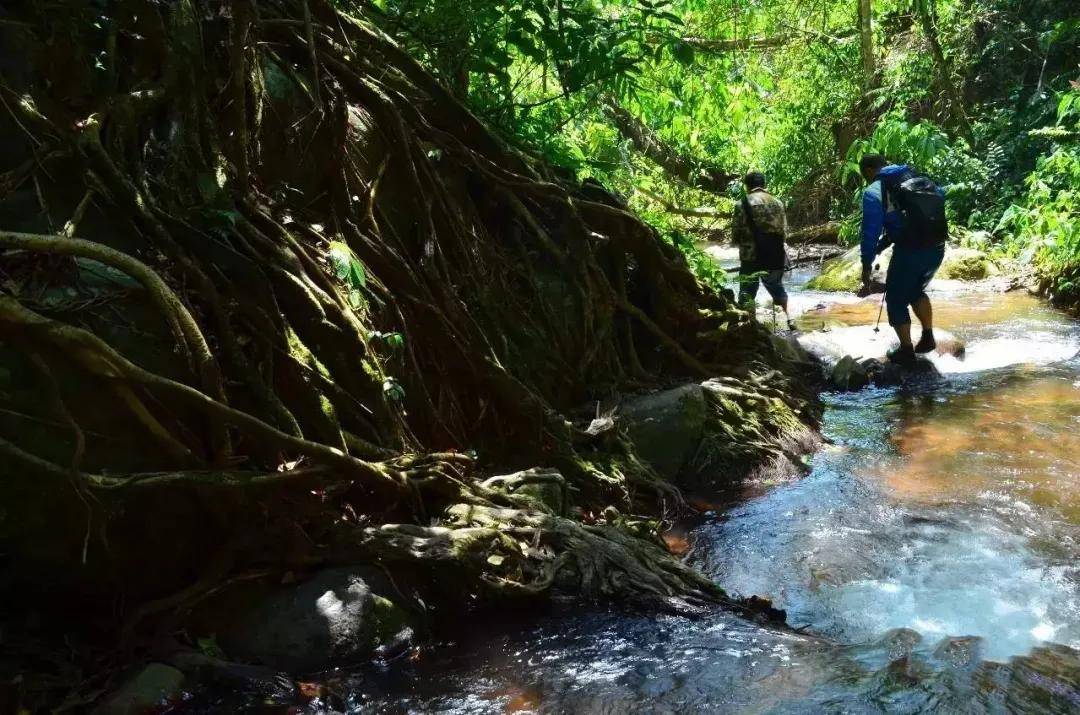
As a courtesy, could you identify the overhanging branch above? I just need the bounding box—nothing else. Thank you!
[601,96,737,195]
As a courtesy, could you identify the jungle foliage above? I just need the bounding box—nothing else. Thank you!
[362,0,1079,301]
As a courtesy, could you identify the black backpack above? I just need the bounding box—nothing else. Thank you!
[741,195,787,271]
[881,171,948,249]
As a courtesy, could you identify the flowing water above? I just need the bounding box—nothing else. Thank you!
[203,264,1080,713]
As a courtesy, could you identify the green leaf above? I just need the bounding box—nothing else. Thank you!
[670,41,695,66]
[327,241,367,291]
[382,378,406,404]
[197,635,225,659]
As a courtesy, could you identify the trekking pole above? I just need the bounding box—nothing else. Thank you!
[872,263,885,333]
[873,290,886,333]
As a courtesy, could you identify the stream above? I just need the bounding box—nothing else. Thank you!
[204,257,1080,713]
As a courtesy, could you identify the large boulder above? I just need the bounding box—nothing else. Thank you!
[799,325,965,365]
[618,372,818,487]
[618,383,709,480]
[207,568,414,673]
[806,244,890,292]
[938,246,999,280]
[807,244,997,292]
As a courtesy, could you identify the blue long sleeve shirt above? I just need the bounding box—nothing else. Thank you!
[860,164,911,269]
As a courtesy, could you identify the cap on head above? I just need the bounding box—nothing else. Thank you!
[859,153,887,180]
[743,171,766,190]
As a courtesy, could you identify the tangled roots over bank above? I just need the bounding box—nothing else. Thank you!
[0,0,818,651]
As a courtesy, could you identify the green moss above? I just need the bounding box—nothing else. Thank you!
[806,246,866,292]
[808,244,998,291]
[369,594,411,644]
[688,379,808,479]
[319,393,338,424]
[938,248,997,280]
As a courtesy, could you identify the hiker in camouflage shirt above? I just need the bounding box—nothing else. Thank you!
[732,172,793,328]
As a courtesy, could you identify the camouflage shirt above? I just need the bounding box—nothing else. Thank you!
[732,188,788,267]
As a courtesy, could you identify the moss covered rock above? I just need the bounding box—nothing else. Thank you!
[806,245,890,292]
[938,247,999,280]
[807,244,998,291]
[619,373,819,489]
[619,384,709,480]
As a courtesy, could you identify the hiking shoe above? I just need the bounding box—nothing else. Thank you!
[914,330,937,354]
[887,345,917,366]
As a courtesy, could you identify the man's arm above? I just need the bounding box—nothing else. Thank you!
[860,183,884,291]
[731,201,747,245]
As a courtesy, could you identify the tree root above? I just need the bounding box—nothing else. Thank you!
[0,0,820,658]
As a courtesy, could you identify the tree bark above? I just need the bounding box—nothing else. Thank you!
[857,0,875,91]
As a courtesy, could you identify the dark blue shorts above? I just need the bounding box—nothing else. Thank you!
[885,245,945,326]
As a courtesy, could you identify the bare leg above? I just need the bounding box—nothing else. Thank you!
[912,295,933,330]
[777,296,796,328]
[894,322,913,348]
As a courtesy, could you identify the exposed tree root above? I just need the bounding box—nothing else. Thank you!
[0,0,819,683]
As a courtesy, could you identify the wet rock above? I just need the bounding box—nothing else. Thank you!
[828,352,939,391]
[830,355,872,391]
[94,663,185,714]
[799,325,964,365]
[932,635,985,670]
[169,652,296,705]
[619,383,708,479]
[872,356,940,387]
[875,628,923,660]
[870,654,927,694]
[211,568,414,673]
[1004,644,1080,712]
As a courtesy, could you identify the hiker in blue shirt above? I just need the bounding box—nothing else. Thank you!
[859,154,948,365]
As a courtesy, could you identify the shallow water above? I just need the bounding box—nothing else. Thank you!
[202,265,1080,713]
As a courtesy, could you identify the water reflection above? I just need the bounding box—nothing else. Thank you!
[883,374,1080,520]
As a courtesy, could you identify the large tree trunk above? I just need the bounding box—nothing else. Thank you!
[858,0,876,91]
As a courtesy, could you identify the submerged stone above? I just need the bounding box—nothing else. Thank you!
[1003,644,1080,711]
[875,628,923,660]
[932,635,985,669]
